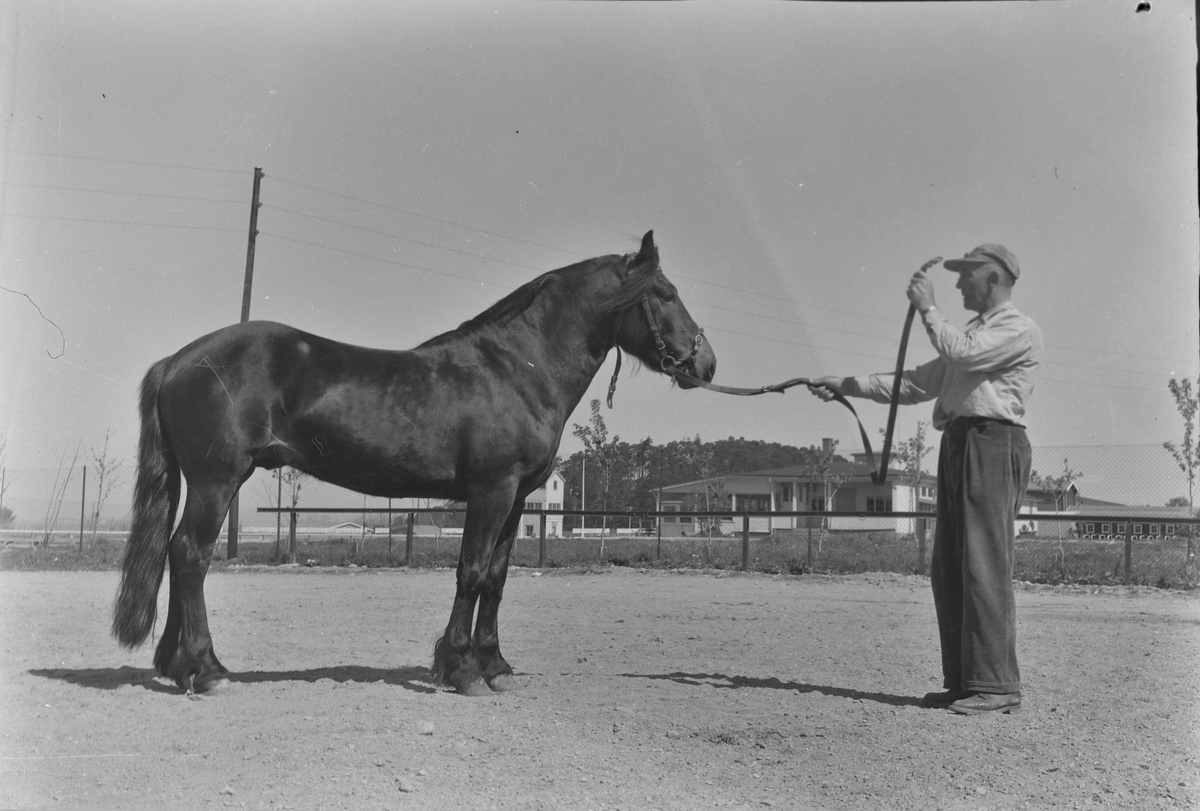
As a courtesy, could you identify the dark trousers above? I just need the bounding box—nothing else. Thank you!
[932,417,1031,694]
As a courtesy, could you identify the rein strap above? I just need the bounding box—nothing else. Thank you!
[667,369,885,484]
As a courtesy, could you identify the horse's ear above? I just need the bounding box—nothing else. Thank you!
[635,230,657,267]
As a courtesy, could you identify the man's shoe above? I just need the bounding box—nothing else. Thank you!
[920,689,972,709]
[948,692,1022,715]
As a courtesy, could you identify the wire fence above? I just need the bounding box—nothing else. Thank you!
[225,506,1196,591]
[2,439,1198,589]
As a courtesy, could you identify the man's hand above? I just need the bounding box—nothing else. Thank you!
[906,256,942,313]
[808,376,845,403]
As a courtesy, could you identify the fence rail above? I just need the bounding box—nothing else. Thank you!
[255,506,1200,588]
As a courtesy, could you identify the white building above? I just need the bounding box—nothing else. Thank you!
[521,470,566,538]
[657,451,936,536]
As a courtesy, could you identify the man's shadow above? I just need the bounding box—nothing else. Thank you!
[619,671,923,708]
[30,664,440,694]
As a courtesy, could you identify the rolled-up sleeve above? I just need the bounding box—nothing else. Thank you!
[845,357,945,406]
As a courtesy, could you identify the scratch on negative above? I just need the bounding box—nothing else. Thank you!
[247,421,294,451]
[196,356,235,407]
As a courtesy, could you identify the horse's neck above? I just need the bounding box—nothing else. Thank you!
[496,268,621,409]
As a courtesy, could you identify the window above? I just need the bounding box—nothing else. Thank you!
[553,480,559,492]
[866,497,893,512]
[1133,524,1144,536]
[526,500,543,511]
[779,484,793,503]
[1101,523,1111,535]
[810,497,825,512]
[741,495,772,512]
[1084,523,1095,535]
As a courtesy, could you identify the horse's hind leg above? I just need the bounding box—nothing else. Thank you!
[153,479,238,693]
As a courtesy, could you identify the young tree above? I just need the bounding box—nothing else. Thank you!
[1030,459,1082,514]
[0,437,15,528]
[1164,376,1200,568]
[1030,458,1082,576]
[41,441,81,546]
[572,399,624,550]
[87,429,124,544]
[806,439,849,556]
[681,434,727,540]
[882,421,934,526]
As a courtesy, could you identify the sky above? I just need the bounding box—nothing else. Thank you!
[1,0,1197,514]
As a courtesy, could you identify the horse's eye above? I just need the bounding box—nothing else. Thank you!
[658,286,677,303]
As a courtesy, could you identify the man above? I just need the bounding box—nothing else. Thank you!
[811,244,1043,715]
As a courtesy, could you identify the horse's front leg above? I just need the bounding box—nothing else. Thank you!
[431,481,519,696]
[473,502,524,692]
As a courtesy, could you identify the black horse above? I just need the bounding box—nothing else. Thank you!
[112,231,716,696]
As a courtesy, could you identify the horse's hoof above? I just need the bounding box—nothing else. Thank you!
[457,679,493,697]
[487,673,521,693]
[189,674,233,696]
[202,676,234,695]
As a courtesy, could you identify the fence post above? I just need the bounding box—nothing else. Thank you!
[741,513,750,571]
[288,510,297,564]
[917,518,927,576]
[405,512,414,568]
[539,512,547,568]
[1123,518,1133,586]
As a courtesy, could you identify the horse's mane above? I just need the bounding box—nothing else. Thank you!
[417,252,653,349]
[600,253,659,313]
[416,268,564,348]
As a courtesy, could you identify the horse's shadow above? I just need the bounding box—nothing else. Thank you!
[619,671,923,708]
[30,664,439,694]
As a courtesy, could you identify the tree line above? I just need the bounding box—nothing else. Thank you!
[559,399,825,530]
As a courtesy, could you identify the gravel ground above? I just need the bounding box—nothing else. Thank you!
[1,567,1196,810]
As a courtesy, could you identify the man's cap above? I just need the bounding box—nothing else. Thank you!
[943,244,1020,279]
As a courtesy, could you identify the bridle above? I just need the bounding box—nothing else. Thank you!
[605,256,942,486]
[606,293,705,409]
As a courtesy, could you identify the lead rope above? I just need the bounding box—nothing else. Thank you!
[662,256,941,486]
[874,256,941,485]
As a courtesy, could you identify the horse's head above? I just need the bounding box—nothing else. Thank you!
[608,231,717,389]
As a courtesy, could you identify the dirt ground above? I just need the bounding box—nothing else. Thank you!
[0,566,1196,811]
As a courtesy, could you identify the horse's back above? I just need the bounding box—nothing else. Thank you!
[153,321,508,500]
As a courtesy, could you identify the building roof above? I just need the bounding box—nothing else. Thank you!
[1068,504,1193,519]
[660,457,933,494]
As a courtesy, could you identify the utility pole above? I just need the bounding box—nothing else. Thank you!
[227,167,264,559]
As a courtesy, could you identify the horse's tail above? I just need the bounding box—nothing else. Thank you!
[112,358,179,649]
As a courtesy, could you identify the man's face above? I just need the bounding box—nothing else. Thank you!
[954,263,996,314]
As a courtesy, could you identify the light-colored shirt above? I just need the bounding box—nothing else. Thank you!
[845,302,1043,430]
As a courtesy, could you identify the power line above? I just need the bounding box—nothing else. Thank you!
[259,231,511,290]
[7,164,1191,372]
[5,182,245,206]
[270,178,1191,369]
[271,177,576,255]
[265,205,551,274]
[3,213,243,233]
[6,150,246,176]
